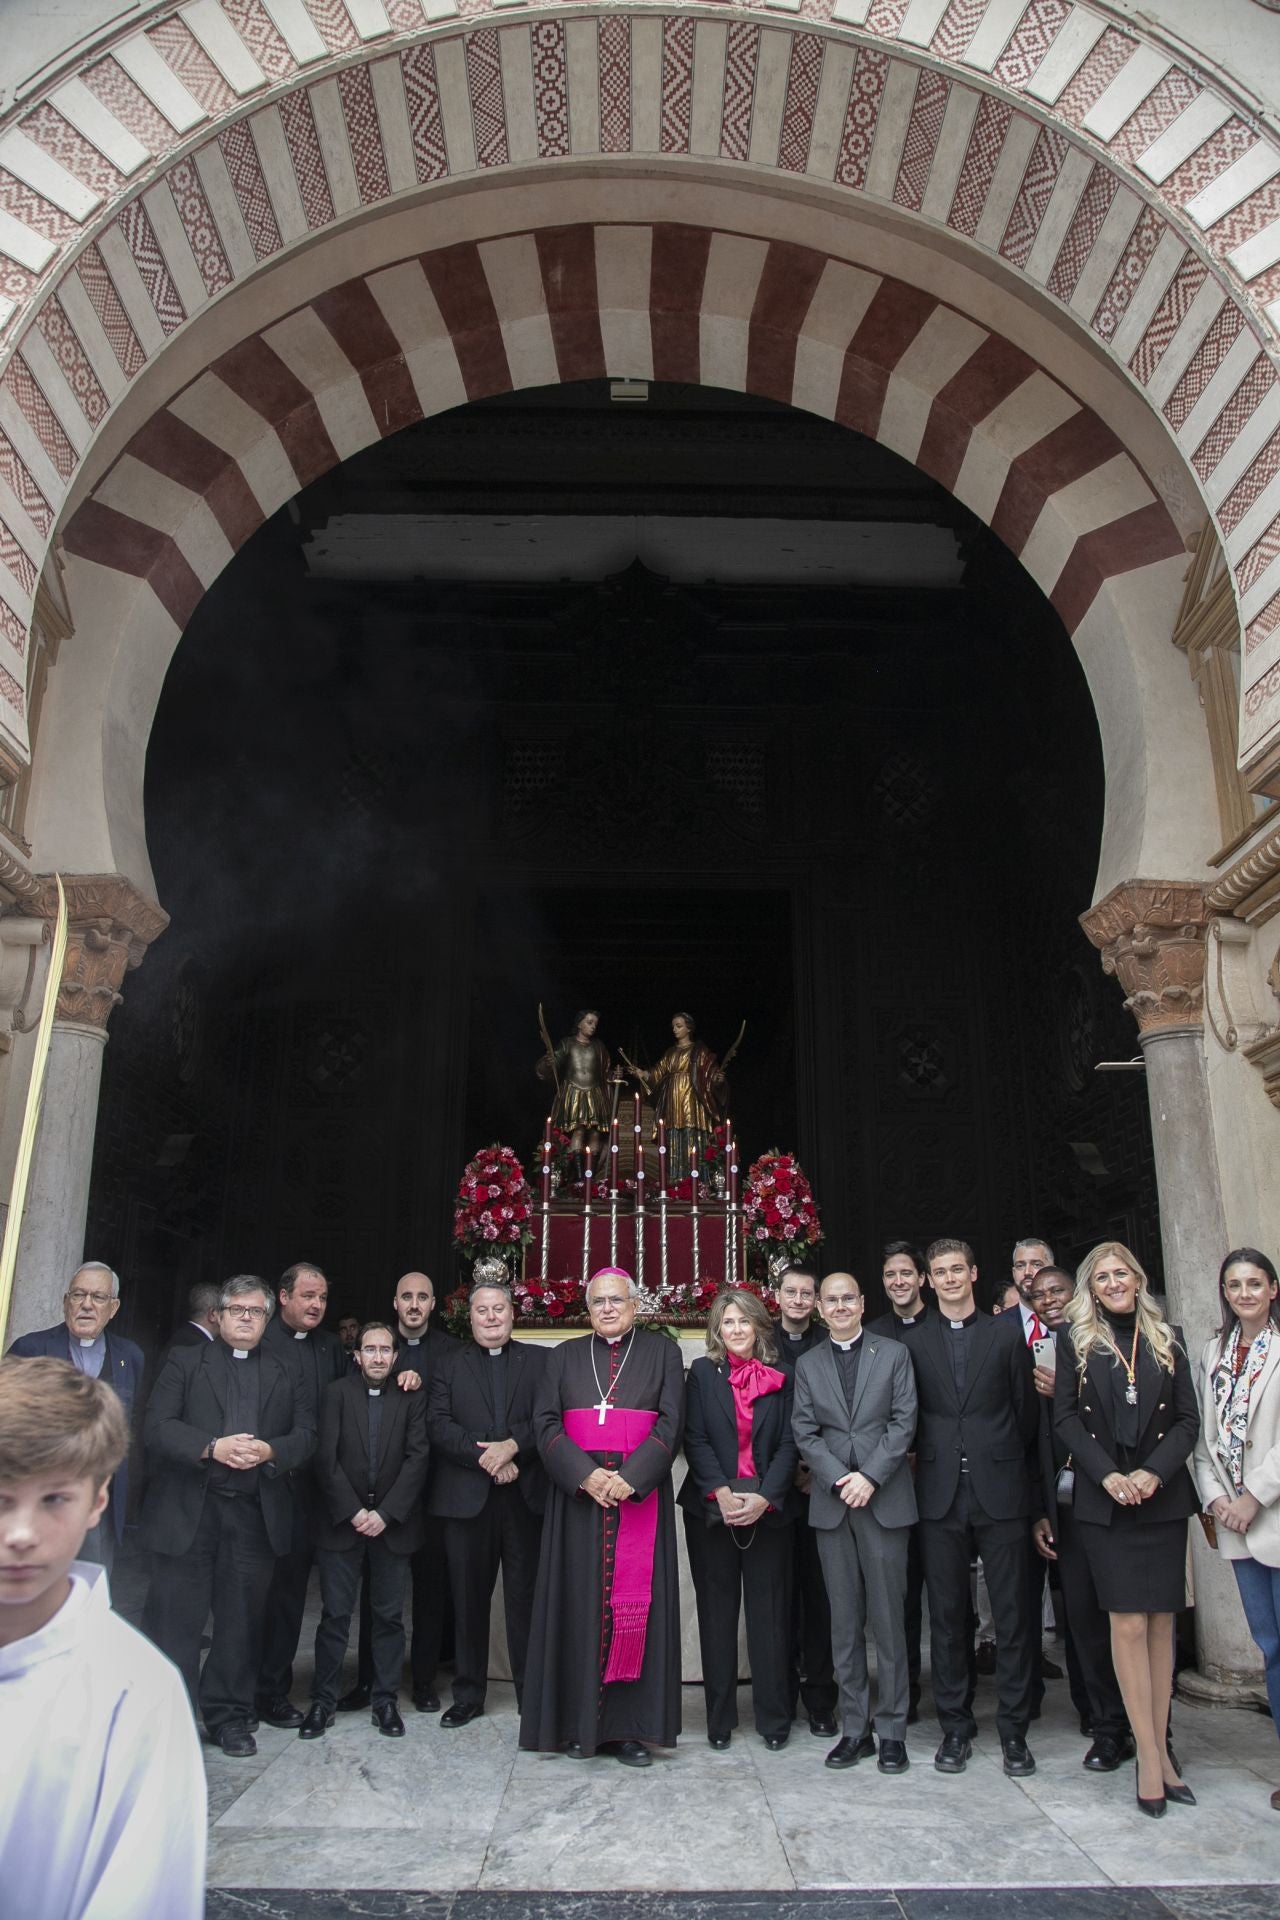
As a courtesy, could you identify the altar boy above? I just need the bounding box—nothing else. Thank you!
[0,1356,206,1920]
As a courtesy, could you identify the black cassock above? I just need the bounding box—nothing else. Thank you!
[518,1329,685,1754]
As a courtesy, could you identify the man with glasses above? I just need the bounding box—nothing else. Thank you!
[6,1261,143,1574]
[139,1275,317,1756]
[519,1266,685,1766]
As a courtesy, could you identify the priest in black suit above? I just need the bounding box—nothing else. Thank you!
[254,1261,348,1727]
[912,1237,1039,1779]
[519,1267,685,1766]
[427,1281,547,1723]
[771,1265,837,1735]
[301,1321,430,1739]
[139,1275,316,1756]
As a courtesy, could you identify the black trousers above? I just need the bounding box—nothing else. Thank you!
[358,1514,448,1692]
[143,1492,276,1733]
[314,1538,407,1709]
[904,1523,924,1707]
[256,1485,315,1700]
[920,1477,1034,1742]
[685,1513,793,1741]
[444,1487,543,1709]
[1055,1506,1127,1739]
[788,1513,837,1718]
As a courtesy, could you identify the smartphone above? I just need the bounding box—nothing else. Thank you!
[1031,1335,1056,1372]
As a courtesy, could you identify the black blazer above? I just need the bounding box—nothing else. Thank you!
[263,1318,349,1399]
[391,1328,459,1389]
[140,1338,316,1556]
[1053,1326,1200,1526]
[774,1324,828,1374]
[167,1323,215,1350]
[314,1375,430,1554]
[7,1323,145,1543]
[910,1310,1038,1521]
[678,1355,800,1526]
[426,1340,548,1518]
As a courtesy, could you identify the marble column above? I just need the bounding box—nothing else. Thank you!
[6,875,167,1341]
[1081,881,1263,1702]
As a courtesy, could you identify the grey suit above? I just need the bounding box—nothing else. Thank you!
[792,1334,918,1743]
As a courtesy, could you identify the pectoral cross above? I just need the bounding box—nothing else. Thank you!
[596,1395,610,1425]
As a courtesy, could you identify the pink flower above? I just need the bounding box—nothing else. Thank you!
[482,1223,499,1240]
[755,1227,768,1241]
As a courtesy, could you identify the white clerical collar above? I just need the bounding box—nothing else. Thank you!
[948,1316,973,1330]
[487,1344,507,1357]
[232,1347,250,1360]
[603,1334,625,1345]
[896,1311,919,1324]
[293,1329,308,1340]
[367,1388,381,1397]
[405,1335,421,1346]
[77,1336,99,1348]
[785,1330,805,1342]
[833,1334,862,1351]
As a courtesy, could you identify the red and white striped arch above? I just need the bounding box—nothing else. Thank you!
[60,220,1185,640]
[0,0,1278,773]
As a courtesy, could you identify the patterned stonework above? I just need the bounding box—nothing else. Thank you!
[1080,882,1210,1036]
[0,1,1275,764]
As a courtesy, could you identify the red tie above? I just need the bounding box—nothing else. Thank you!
[1026,1312,1044,1344]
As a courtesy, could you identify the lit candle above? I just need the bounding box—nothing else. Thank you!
[543,1113,553,1148]
[728,1132,739,1207]
[657,1116,668,1197]
[583,1140,594,1207]
[610,1116,620,1196]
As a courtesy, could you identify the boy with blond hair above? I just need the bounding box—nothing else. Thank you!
[0,1356,206,1919]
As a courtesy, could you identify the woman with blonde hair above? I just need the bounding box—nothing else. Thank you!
[679,1288,799,1750]
[1054,1242,1199,1817]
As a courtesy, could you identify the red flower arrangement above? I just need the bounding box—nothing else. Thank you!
[742,1149,823,1277]
[452,1143,534,1261]
[528,1126,575,1187]
[443,1271,584,1338]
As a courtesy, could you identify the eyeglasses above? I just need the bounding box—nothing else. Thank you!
[361,1345,395,1359]
[223,1305,268,1321]
[824,1295,861,1309]
[590,1296,628,1310]
[67,1290,112,1307]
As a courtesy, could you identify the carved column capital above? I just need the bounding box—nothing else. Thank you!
[27,873,169,1032]
[1079,880,1210,1035]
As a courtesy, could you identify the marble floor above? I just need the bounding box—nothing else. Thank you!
[201,1674,1280,1898]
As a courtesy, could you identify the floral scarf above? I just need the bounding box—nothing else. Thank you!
[1212,1321,1273,1495]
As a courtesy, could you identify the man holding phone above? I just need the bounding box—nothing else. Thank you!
[1029,1266,1132,1773]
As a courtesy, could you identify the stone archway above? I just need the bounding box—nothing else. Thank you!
[0,0,1278,782]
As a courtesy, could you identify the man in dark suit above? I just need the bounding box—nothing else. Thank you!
[7,1261,144,1573]
[302,1321,430,1740]
[427,1280,547,1724]
[1029,1265,1134,1770]
[793,1271,917,1774]
[867,1240,933,1721]
[912,1236,1039,1778]
[167,1282,221,1349]
[772,1266,837,1736]
[139,1274,316,1756]
[254,1261,348,1727]
[340,1269,459,1713]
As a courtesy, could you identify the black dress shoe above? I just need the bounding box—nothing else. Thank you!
[440,1702,483,1728]
[1002,1737,1035,1777]
[412,1688,441,1713]
[1083,1738,1127,1771]
[372,1702,405,1737]
[1039,1654,1064,1680]
[337,1684,371,1712]
[826,1732,876,1769]
[563,1740,589,1759]
[708,1732,731,1750]
[878,1739,909,1774]
[255,1695,304,1729]
[1164,1781,1196,1806]
[808,1715,837,1737]
[214,1720,257,1757]
[763,1732,789,1751]
[607,1739,652,1767]
[934,1733,972,1773]
[299,1704,334,1740]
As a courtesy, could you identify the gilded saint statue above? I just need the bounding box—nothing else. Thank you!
[536,1008,611,1159]
[627,1012,726,1184]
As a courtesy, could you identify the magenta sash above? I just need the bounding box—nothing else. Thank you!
[564,1406,659,1684]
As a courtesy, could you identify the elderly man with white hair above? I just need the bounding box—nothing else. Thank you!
[519,1266,685,1766]
[5,1261,144,1573]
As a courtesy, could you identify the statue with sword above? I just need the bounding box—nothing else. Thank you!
[536,1003,612,1174]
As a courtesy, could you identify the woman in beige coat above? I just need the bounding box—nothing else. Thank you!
[1194,1246,1280,1810]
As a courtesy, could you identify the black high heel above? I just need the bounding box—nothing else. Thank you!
[1164,1781,1196,1806]
[1136,1779,1167,1818]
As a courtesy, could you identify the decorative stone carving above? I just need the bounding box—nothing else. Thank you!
[25,875,169,1032]
[1244,944,1280,1110]
[1079,882,1210,1035]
